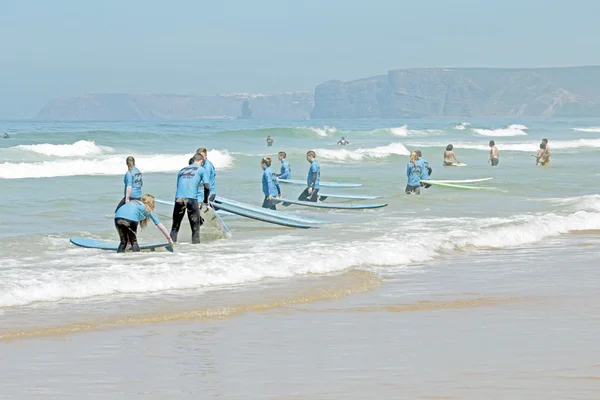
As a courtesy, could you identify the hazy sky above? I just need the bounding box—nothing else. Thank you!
[1,0,599,118]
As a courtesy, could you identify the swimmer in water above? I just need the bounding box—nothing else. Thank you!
[406,151,422,195]
[444,144,460,166]
[277,151,291,179]
[489,140,499,166]
[261,157,281,210]
[170,153,210,244]
[115,156,143,212]
[3,132,9,139]
[298,150,320,202]
[532,143,547,166]
[114,194,173,253]
[196,147,216,202]
[337,136,349,146]
[265,135,274,146]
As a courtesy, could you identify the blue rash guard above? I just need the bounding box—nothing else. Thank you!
[279,160,291,179]
[175,164,209,200]
[406,161,422,186]
[262,167,281,197]
[124,166,143,198]
[417,158,430,181]
[115,200,160,225]
[306,160,320,189]
[203,158,216,195]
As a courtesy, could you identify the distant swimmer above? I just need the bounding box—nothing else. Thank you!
[265,135,274,147]
[3,132,9,139]
[114,194,173,253]
[277,151,291,179]
[170,153,210,244]
[261,157,282,210]
[532,143,548,166]
[443,144,460,166]
[541,138,551,165]
[406,151,422,195]
[298,150,320,202]
[115,156,143,212]
[337,136,350,146]
[488,140,499,166]
[196,147,216,202]
[415,150,432,188]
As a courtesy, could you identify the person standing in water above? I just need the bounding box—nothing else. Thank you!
[298,150,320,202]
[489,140,499,166]
[532,143,548,166]
[265,136,274,146]
[261,157,281,210]
[196,148,216,202]
[406,151,422,195]
[114,194,173,253]
[415,150,432,188]
[337,136,349,146]
[115,156,143,211]
[170,153,210,244]
[443,144,460,166]
[3,132,9,139]
[277,151,291,179]
[542,138,551,165]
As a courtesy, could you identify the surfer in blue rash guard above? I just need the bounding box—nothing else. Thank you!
[415,150,432,188]
[170,153,210,244]
[261,157,281,209]
[298,150,320,202]
[406,151,422,195]
[196,148,216,202]
[114,194,173,253]
[115,156,143,212]
[276,151,291,179]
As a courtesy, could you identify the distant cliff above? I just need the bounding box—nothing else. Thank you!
[311,67,600,118]
[36,92,313,121]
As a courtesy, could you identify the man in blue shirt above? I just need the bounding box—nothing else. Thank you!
[298,150,320,202]
[196,147,217,202]
[277,151,291,179]
[170,153,210,244]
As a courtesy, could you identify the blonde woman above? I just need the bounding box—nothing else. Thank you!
[114,194,173,253]
[116,156,143,211]
[261,157,281,209]
[406,151,422,195]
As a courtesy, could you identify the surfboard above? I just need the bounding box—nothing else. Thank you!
[444,163,467,167]
[275,198,388,209]
[424,178,492,184]
[214,197,327,224]
[421,181,499,191]
[155,199,231,238]
[70,237,173,252]
[318,193,382,200]
[211,201,316,229]
[277,179,362,188]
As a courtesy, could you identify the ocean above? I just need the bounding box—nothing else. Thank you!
[1,118,600,399]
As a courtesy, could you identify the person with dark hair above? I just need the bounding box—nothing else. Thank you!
[541,138,551,165]
[298,150,320,202]
[489,140,499,166]
[444,144,460,166]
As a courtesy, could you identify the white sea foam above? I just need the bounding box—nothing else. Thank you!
[473,124,528,137]
[454,122,471,130]
[572,127,600,133]
[303,126,337,137]
[372,125,440,136]
[0,149,234,179]
[413,139,600,152]
[15,140,113,157]
[316,142,410,162]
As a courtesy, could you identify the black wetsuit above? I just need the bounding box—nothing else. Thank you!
[170,198,203,244]
[114,218,140,253]
[298,169,319,202]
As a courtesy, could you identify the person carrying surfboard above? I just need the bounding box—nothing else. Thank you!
[115,156,143,212]
[488,141,499,166]
[196,148,217,202]
[415,150,432,188]
[298,150,320,202]
[406,151,422,195]
[261,157,282,210]
[277,151,291,179]
[114,194,173,253]
[170,153,210,244]
[443,144,460,166]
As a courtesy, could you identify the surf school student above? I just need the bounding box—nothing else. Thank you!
[115,156,143,212]
[265,135,274,146]
[114,194,173,253]
[406,151,422,195]
[443,144,460,166]
[196,147,216,202]
[298,150,320,202]
[277,151,291,179]
[261,157,281,210]
[542,138,551,165]
[337,136,349,146]
[489,141,499,166]
[170,153,210,244]
[415,150,432,188]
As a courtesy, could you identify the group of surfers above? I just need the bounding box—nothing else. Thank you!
[111,148,320,252]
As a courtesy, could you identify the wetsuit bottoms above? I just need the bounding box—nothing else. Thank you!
[114,218,140,253]
[443,161,453,166]
[298,188,319,202]
[491,158,499,166]
[405,185,421,195]
[208,194,216,202]
[115,197,141,212]
[170,198,202,244]
[262,197,277,210]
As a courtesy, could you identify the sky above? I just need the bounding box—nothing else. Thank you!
[1,0,600,118]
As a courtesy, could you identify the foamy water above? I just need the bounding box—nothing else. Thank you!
[473,124,529,136]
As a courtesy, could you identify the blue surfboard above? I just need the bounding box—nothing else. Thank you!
[318,193,382,200]
[211,202,317,229]
[70,238,173,252]
[214,197,327,224]
[275,198,387,209]
[278,178,362,188]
